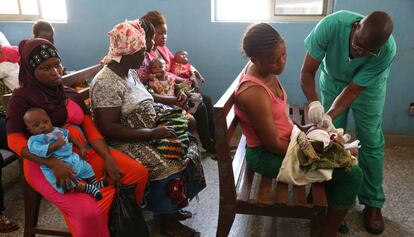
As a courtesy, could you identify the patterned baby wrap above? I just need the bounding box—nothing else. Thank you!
[151,107,190,160]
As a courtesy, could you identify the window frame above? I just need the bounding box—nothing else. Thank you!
[0,0,67,23]
[212,0,333,23]
[270,0,333,22]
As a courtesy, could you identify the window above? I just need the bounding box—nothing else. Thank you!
[0,0,67,22]
[212,0,332,22]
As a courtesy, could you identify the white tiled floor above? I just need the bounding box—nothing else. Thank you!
[2,146,414,237]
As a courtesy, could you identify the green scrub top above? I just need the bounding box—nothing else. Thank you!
[304,10,396,92]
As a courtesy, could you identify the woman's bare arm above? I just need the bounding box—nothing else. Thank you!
[236,85,289,155]
[94,106,175,142]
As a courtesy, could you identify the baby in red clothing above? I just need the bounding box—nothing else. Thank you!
[170,50,205,83]
[148,58,203,114]
[0,45,20,64]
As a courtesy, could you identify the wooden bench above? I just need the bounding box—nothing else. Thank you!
[2,64,102,237]
[213,68,328,237]
[61,64,102,101]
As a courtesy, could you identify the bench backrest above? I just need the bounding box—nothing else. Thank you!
[61,64,103,87]
[213,63,309,203]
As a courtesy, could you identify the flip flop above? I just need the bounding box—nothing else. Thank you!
[0,214,19,233]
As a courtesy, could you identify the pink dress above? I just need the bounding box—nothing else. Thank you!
[10,99,148,237]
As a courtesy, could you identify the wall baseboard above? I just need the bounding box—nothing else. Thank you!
[384,134,414,147]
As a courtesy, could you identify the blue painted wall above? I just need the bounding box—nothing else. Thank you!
[1,0,413,134]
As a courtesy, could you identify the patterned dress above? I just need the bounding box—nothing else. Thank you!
[90,66,205,213]
[148,74,176,96]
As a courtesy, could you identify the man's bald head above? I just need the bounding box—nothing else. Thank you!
[359,11,393,48]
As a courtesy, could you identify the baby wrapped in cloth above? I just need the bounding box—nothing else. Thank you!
[277,125,360,185]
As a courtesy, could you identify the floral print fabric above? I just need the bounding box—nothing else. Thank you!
[101,20,146,64]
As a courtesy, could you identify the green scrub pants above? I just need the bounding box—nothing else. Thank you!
[320,76,386,208]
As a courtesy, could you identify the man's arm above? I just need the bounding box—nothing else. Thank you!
[326,82,364,119]
[300,52,321,102]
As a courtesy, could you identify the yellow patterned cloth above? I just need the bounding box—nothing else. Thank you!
[151,108,189,160]
[297,132,355,172]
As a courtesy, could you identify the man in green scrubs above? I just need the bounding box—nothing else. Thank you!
[300,10,396,234]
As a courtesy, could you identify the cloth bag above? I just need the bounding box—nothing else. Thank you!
[109,184,149,237]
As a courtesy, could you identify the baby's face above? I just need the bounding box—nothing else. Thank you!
[175,51,188,64]
[24,111,54,135]
[150,60,165,78]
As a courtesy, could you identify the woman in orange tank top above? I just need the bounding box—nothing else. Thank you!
[235,23,363,237]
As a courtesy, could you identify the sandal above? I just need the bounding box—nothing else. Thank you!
[160,218,200,237]
[173,210,193,220]
[0,214,19,233]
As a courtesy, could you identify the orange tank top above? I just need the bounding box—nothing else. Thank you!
[234,72,293,148]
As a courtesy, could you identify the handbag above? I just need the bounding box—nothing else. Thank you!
[109,184,149,237]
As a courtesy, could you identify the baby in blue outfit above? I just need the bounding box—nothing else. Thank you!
[24,107,107,200]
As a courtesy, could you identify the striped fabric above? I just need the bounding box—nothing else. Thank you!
[152,108,189,160]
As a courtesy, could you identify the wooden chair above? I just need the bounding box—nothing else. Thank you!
[213,67,328,237]
[2,64,102,237]
[0,149,18,168]
[0,97,18,168]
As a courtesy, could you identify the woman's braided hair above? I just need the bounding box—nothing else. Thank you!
[140,18,155,39]
[242,23,283,58]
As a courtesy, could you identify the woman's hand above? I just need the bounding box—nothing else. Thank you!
[49,158,77,192]
[54,137,66,147]
[78,145,87,159]
[103,155,123,186]
[176,91,188,107]
[151,126,177,139]
[190,77,200,92]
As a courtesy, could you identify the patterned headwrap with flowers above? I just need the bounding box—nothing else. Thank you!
[101,19,146,64]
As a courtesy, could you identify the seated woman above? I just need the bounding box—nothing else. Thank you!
[235,23,363,237]
[90,20,205,237]
[140,11,216,154]
[6,38,148,237]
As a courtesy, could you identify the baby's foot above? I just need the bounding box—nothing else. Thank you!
[84,183,103,200]
[89,178,109,189]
